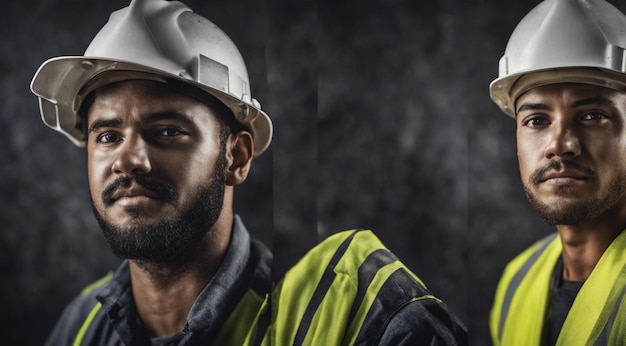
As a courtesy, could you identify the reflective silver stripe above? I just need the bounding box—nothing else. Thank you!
[498,233,558,341]
[593,288,626,346]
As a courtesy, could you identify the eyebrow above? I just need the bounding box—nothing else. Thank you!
[516,97,616,115]
[571,97,615,108]
[88,118,123,133]
[516,103,551,114]
[87,111,196,133]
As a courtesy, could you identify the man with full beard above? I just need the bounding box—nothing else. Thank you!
[489,0,626,345]
[31,0,467,345]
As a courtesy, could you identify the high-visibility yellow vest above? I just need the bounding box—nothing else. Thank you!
[265,229,436,345]
[71,229,463,345]
[219,229,449,345]
[491,231,626,346]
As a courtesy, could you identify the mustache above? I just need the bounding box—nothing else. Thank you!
[102,175,178,206]
[530,159,596,186]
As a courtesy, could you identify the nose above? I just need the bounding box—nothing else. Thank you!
[111,136,152,175]
[544,121,581,159]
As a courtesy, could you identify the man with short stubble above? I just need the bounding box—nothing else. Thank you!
[489,0,626,345]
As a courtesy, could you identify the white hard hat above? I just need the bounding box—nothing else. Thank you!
[489,0,626,117]
[31,0,272,156]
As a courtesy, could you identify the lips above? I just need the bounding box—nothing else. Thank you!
[102,176,178,207]
[110,184,161,202]
[530,160,596,186]
[539,170,589,182]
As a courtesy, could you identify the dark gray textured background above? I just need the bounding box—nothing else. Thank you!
[4,0,626,344]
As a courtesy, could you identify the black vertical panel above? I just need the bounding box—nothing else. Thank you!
[199,0,272,253]
[0,1,271,344]
[466,0,626,344]
[317,0,469,330]
[466,2,547,342]
[265,0,319,279]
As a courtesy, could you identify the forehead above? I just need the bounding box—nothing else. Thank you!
[90,79,203,107]
[516,83,624,108]
[85,79,222,125]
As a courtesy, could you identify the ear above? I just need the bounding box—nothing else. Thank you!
[224,131,254,186]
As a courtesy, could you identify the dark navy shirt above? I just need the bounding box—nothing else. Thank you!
[545,258,584,346]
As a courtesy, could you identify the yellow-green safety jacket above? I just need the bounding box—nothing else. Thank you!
[46,216,467,345]
[491,230,626,346]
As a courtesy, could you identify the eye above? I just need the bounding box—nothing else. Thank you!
[156,128,184,137]
[580,112,607,121]
[522,116,550,128]
[96,132,121,143]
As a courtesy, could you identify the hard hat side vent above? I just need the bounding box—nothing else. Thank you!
[197,54,229,93]
[39,97,59,129]
[605,45,626,72]
[39,97,84,146]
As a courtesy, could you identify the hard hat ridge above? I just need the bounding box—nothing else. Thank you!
[503,0,605,76]
[87,0,191,74]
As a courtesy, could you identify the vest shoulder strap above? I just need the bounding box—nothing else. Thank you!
[491,232,560,345]
[559,230,626,345]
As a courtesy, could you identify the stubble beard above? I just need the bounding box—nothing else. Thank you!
[523,175,626,226]
[92,152,227,267]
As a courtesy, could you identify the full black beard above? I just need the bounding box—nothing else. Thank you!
[93,153,226,267]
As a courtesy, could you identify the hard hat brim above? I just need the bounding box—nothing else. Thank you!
[31,56,273,156]
[490,67,626,118]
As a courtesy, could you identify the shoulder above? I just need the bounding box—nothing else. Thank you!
[378,298,468,345]
[305,229,429,286]
[273,229,467,345]
[490,233,560,343]
[45,273,112,346]
[297,229,406,275]
[283,229,422,293]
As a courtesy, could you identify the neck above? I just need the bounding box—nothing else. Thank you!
[556,208,626,281]
[129,212,233,338]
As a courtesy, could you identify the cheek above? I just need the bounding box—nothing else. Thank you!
[86,150,111,197]
[585,133,625,163]
[593,142,626,182]
[516,137,533,181]
[517,155,531,185]
[161,148,220,187]
[190,151,222,181]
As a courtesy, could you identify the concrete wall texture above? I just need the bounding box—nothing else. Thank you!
[3,0,625,344]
